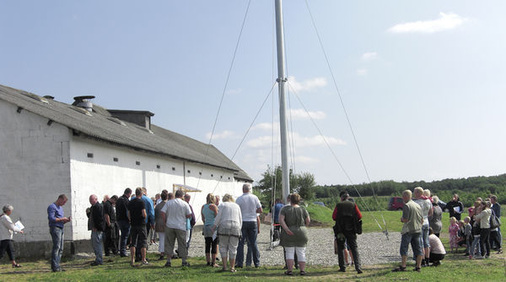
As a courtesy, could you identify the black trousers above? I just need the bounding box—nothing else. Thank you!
[480,228,491,257]
[104,223,119,255]
[337,232,361,271]
[0,240,15,261]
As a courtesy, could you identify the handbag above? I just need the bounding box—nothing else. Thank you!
[490,211,501,229]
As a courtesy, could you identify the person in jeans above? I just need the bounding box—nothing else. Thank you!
[392,190,423,272]
[235,183,263,268]
[89,194,105,266]
[47,194,71,272]
[413,187,433,266]
[116,188,132,257]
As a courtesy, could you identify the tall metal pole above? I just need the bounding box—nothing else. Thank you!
[275,0,290,203]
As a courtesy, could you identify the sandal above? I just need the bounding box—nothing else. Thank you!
[300,270,306,276]
[230,268,237,273]
[12,264,22,268]
[284,270,293,276]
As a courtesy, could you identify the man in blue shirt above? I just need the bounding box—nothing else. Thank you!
[47,194,71,272]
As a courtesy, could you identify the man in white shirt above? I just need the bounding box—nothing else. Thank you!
[161,189,192,267]
[235,183,263,268]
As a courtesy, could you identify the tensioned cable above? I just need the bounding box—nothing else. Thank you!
[196,82,276,223]
[303,0,387,236]
[286,81,385,233]
[192,0,252,218]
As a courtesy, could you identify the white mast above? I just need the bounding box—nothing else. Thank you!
[274,0,290,203]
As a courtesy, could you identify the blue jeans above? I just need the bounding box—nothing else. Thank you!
[91,231,103,264]
[400,232,423,257]
[236,221,260,267]
[50,226,64,271]
[117,220,130,256]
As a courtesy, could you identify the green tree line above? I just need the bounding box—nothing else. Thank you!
[314,174,506,208]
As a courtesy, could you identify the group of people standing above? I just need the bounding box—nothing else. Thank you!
[392,189,502,273]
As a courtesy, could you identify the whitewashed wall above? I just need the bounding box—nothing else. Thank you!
[69,137,243,240]
[0,100,72,242]
[1,99,249,243]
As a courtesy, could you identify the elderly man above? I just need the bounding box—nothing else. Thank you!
[413,187,433,267]
[89,194,105,266]
[393,190,424,272]
[161,190,192,267]
[47,194,71,272]
[332,191,362,274]
[235,183,263,268]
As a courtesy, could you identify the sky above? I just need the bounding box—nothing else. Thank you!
[2,1,506,186]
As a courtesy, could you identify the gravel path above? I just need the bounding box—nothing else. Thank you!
[77,224,404,266]
[185,223,403,266]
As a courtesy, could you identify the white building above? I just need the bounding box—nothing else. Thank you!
[0,84,252,256]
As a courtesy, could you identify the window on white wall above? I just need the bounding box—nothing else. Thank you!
[113,157,119,162]
[136,161,141,166]
[87,153,93,158]
[156,165,161,169]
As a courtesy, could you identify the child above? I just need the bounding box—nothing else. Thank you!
[463,217,472,256]
[449,217,459,253]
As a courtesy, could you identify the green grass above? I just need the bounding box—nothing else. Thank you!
[1,250,504,281]
[2,208,504,281]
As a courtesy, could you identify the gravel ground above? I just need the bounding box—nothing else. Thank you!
[184,223,403,266]
[77,224,404,267]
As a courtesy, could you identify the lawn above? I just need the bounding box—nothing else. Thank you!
[1,209,504,281]
[1,250,504,281]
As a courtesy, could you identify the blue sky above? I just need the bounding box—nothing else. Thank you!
[2,1,505,186]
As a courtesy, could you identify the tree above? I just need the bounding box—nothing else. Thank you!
[255,165,316,205]
[295,172,316,201]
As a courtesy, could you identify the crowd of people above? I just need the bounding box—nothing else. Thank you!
[0,185,501,276]
[392,188,502,273]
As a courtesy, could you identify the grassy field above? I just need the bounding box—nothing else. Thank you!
[1,208,504,281]
[1,248,504,281]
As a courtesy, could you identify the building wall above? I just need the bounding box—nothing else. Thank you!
[69,137,242,240]
[0,100,72,242]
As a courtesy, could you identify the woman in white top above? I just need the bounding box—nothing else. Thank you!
[475,201,492,258]
[428,227,446,266]
[0,205,24,267]
[212,194,242,272]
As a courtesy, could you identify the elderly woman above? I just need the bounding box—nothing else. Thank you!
[212,194,242,272]
[475,201,492,258]
[429,196,443,237]
[280,193,310,276]
[0,205,24,267]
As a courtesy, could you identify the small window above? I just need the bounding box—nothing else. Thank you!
[228,177,231,180]
[156,165,161,169]
[172,167,176,171]
[113,157,118,162]
[136,161,141,166]
[211,174,214,177]
[187,170,191,174]
[199,172,202,176]
[87,153,93,158]
[220,176,223,179]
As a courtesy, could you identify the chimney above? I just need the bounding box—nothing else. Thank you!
[72,96,95,112]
